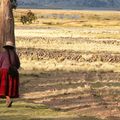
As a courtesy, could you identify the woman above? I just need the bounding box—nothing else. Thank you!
[0,41,20,107]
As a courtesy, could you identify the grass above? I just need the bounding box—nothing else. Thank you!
[14,9,120,28]
[0,101,73,120]
[0,100,107,120]
[16,36,120,52]
[1,8,120,120]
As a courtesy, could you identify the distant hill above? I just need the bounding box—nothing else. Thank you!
[17,0,120,10]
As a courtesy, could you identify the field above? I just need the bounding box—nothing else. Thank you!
[0,9,120,120]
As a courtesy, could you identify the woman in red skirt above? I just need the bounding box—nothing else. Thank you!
[0,41,20,107]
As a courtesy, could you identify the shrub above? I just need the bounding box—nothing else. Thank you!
[20,10,37,24]
[20,16,28,24]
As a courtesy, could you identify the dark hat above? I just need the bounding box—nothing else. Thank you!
[3,41,15,48]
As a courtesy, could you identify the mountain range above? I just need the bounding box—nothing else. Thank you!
[4,0,120,10]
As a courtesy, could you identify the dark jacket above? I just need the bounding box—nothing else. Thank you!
[0,49,20,69]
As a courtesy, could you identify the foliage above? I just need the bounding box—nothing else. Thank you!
[20,10,37,24]
[10,0,17,9]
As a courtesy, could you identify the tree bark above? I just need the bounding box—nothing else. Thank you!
[0,0,15,51]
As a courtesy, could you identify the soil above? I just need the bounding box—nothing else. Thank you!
[20,70,120,119]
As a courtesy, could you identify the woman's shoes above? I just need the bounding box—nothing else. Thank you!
[6,100,13,107]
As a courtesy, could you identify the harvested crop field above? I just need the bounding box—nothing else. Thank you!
[0,9,119,120]
[14,24,120,120]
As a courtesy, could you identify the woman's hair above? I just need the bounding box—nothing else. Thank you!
[10,0,17,9]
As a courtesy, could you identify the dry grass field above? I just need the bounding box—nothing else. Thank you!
[0,9,120,120]
[14,9,120,28]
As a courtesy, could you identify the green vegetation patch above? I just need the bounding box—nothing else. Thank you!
[0,101,70,120]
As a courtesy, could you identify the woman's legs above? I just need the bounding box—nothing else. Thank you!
[6,96,10,101]
[6,96,12,107]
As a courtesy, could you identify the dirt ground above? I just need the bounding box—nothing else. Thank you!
[19,69,120,120]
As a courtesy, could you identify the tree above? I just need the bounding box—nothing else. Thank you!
[20,10,37,24]
[20,15,28,24]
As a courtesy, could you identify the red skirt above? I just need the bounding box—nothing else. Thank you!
[0,68,19,98]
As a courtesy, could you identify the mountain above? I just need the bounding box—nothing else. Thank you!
[4,0,120,10]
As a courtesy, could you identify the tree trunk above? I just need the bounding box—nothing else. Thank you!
[0,0,15,51]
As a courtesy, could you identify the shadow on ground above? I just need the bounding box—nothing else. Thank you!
[20,70,120,93]
[20,70,120,118]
